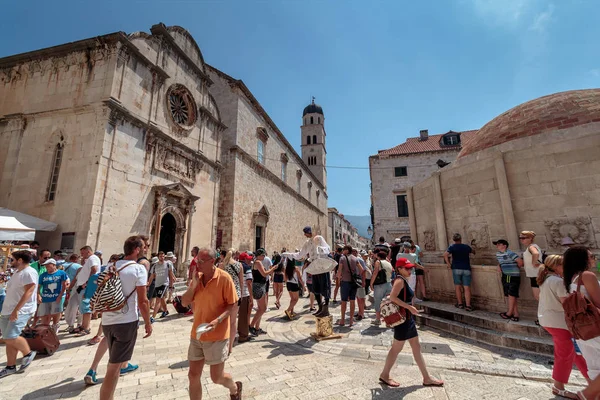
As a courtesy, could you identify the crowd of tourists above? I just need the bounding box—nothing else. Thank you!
[1,226,599,400]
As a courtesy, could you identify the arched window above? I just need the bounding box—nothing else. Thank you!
[310,116,314,124]
[313,135,317,144]
[307,136,311,145]
[46,143,64,202]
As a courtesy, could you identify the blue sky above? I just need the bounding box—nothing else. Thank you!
[2,1,599,216]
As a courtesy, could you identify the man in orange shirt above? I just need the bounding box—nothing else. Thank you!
[182,248,241,400]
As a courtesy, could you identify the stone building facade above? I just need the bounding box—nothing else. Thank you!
[328,207,368,251]
[369,129,476,242]
[207,67,328,252]
[408,89,600,317]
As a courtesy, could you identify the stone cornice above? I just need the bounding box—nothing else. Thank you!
[104,97,221,172]
[229,145,326,215]
[198,105,226,130]
[150,24,213,86]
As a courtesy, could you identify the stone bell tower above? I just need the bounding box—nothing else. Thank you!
[301,97,327,188]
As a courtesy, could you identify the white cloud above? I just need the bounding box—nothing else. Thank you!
[529,4,555,33]
[467,0,527,27]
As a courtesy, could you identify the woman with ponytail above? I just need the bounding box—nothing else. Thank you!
[538,254,590,398]
[219,249,243,354]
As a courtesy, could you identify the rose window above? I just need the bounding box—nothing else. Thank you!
[167,84,197,129]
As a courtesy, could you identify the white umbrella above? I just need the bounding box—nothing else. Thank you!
[0,208,57,231]
[0,216,36,241]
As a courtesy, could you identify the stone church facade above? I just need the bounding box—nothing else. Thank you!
[0,23,327,261]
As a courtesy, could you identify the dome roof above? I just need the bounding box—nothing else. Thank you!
[459,89,600,158]
[303,99,324,116]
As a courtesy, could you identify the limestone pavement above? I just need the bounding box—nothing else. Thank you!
[0,292,585,400]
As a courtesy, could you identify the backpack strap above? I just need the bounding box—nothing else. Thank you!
[117,261,136,273]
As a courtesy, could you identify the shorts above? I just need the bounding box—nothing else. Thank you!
[147,282,155,299]
[37,301,64,316]
[286,282,300,292]
[340,281,357,301]
[0,313,33,339]
[80,297,92,314]
[357,287,367,299]
[273,274,284,283]
[501,274,521,298]
[265,279,270,294]
[102,320,139,364]
[415,268,424,276]
[452,269,472,286]
[530,277,539,289]
[188,338,229,365]
[152,285,167,299]
[0,295,5,314]
[252,282,266,300]
[306,283,313,293]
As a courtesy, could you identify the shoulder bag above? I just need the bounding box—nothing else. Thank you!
[345,255,363,289]
[380,277,408,328]
[563,275,600,340]
[90,261,137,313]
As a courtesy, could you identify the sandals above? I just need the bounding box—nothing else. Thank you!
[76,328,91,337]
[511,316,520,322]
[500,313,512,320]
[576,391,588,400]
[455,303,464,309]
[87,335,102,346]
[534,319,540,326]
[552,386,578,399]
[379,377,400,387]
[423,379,444,387]
[465,306,473,312]
[336,319,345,326]
[284,310,293,320]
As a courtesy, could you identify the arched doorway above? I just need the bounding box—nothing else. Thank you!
[159,213,176,253]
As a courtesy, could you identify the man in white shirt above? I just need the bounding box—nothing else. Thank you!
[0,250,39,378]
[148,251,176,320]
[72,245,100,336]
[99,236,152,400]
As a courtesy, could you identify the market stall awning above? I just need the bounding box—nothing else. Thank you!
[0,216,36,241]
[0,208,57,232]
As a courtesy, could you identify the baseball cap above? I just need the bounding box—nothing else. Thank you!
[42,258,57,266]
[255,248,266,256]
[396,258,415,268]
[94,250,103,256]
[492,239,509,247]
[394,238,402,244]
[303,226,312,235]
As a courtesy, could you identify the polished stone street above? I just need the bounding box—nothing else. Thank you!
[0,291,586,400]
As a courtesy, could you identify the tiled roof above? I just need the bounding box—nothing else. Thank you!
[377,130,478,157]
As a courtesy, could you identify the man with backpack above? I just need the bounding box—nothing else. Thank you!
[97,236,152,400]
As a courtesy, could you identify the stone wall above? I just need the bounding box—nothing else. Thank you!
[370,149,460,242]
[411,122,600,316]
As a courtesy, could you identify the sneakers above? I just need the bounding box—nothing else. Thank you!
[371,319,381,326]
[84,369,98,385]
[150,317,155,324]
[53,322,61,334]
[184,310,194,316]
[249,327,257,336]
[19,351,36,372]
[0,367,17,379]
[160,311,169,319]
[120,363,139,376]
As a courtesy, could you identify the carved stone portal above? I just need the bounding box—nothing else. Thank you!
[466,224,490,250]
[423,230,436,251]
[544,217,597,249]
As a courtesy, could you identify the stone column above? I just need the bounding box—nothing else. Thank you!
[432,172,448,250]
[185,204,196,261]
[494,152,520,248]
[406,187,418,241]
[153,195,166,253]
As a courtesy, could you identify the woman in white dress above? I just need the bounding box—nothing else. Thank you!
[563,246,600,400]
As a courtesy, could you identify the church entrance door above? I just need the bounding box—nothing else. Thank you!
[159,213,177,253]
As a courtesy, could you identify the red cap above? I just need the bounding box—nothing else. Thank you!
[395,258,415,269]
[239,252,252,261]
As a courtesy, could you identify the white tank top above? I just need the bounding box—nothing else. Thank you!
[287,269,299,284]
[523,244,542,278]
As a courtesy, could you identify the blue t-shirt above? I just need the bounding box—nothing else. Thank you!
[39,270,68,303]
[62,262,82,283]
[496,250,520,277]
[447,243,473,270]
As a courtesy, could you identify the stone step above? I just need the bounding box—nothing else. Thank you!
[416,313,554,356]
[419,301,550,338]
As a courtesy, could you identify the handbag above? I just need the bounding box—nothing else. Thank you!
[345,256,363,289]
[563,275,600,340]
[373,261,388,285]
[21,323,60,355]
[380,277,408,328]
